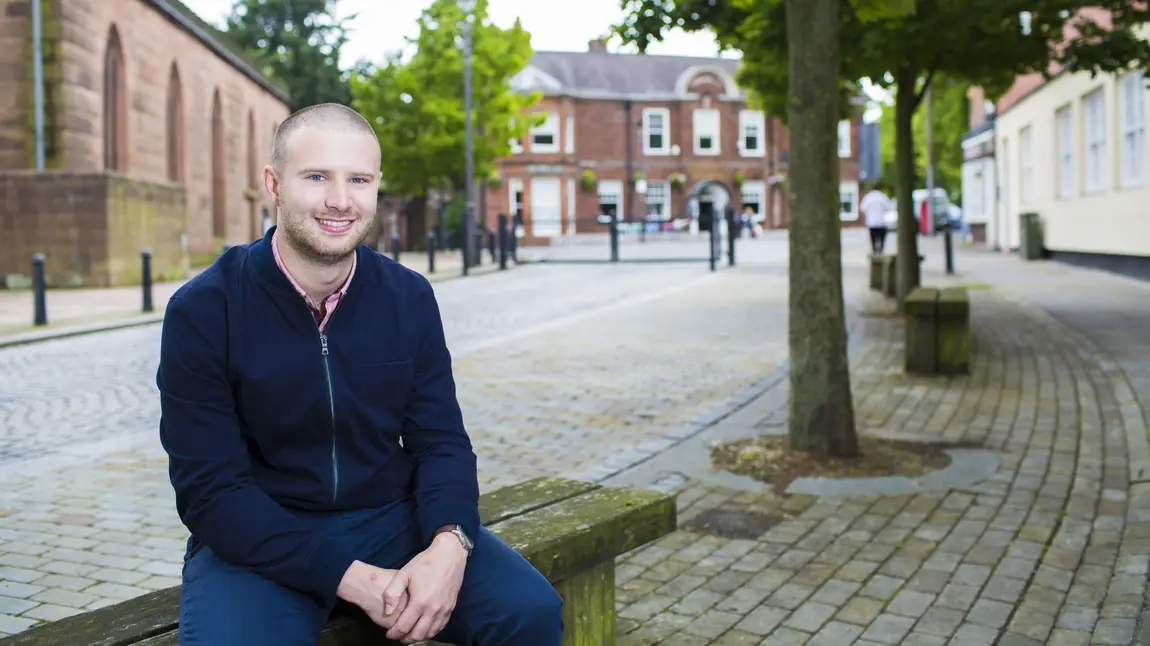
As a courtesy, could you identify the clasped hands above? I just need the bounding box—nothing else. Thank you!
[337,532,468,644]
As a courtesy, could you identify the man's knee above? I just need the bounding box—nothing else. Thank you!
[510,581,563,635]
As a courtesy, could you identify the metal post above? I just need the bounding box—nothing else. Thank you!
[925,84,936,237]
[390,233,401,263]
[31,0,45,171]
[727,211,736,267]
[473,223,482,266]
[462,18,474,276]
[428,232,437,274]
[31,254,47,326]
[487,225,496,262]
[141,249,154,312]
[709,220,717,272]
[498,214,509,270]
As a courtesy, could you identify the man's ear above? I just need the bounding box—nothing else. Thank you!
[262,165,281,205]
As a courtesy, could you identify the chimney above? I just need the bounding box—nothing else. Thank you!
[967,86,987,129]
[588,38,607,53]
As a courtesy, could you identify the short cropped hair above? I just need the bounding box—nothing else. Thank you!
[271,103,377,173]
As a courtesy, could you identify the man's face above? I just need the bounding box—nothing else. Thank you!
[267,125,380,265]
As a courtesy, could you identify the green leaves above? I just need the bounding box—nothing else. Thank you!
[349,0,539,197]
[224,0,354,110]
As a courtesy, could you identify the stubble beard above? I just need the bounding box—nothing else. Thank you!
[278,202,377,268]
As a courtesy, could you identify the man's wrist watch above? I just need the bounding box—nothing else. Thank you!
[448,524,474,556]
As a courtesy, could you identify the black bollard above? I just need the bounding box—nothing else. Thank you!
[427,232,437,274]
[473,225,482,267]
[141,249,154,312]
[497,214,509,271]
[390,234,401,263]
[727,219,736,268]
[31,253,47,326]
[709,221,717,272]
[487,225,496,263]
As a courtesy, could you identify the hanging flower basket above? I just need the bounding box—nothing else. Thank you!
[581,168,597,192]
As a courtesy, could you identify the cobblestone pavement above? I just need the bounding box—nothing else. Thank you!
[3,231,1149,645]
[606,240,1150,646]
[0,235,790,635]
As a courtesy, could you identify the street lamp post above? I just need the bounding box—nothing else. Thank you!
[460,0,476,275]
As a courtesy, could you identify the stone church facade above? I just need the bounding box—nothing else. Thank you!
[0,0,291,287]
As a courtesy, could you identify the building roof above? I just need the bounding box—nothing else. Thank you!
[514,50,745,100]
[145,0,291,103]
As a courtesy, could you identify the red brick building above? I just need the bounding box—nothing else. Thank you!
[0,0,290,287]
[484,40,864,242]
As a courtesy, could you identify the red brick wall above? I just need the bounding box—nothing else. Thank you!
[0,171,186,287]
[0,0,291,255]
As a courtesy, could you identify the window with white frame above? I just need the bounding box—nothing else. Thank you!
[741,180,765,219]
[1083,87,1108,192]
[597,179,623,224]
[1020,125,1034,204]
[530,111,560,153]
[565,114,575,154]
[693,108,720,155]
[645,181,670,221]
[837,120,851,158]
[1056,104,1076,198]
[1120,71,1145,188]
[739,110,765,156]
[642,107,670,155]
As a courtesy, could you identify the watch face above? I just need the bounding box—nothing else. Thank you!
[457,526,474,549]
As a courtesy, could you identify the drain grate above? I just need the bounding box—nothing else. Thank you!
[680,506,784,540]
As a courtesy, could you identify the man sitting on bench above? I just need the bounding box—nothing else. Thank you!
[157,103,563,646]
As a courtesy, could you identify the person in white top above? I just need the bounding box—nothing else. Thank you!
[859,181,893,253]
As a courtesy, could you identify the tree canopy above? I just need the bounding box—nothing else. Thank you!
[349,0,540,199]
[224,0,357,111]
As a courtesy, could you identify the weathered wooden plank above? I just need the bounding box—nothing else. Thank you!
[478,477,600,526]
[0,587,180,646]
[489,485,677,584]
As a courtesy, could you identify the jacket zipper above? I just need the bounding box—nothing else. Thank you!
[320,333,338,504]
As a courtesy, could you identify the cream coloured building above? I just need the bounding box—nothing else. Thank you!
[989,57,1150,279]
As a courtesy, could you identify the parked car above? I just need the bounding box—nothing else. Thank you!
[883,189,962,232]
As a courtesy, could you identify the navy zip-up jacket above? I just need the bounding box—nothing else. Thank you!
[156,227,480,603]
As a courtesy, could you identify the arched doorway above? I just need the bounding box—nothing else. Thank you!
[686,180,732,235]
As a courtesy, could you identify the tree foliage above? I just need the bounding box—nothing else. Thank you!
[224,0,356,110]
[349,0,540,199]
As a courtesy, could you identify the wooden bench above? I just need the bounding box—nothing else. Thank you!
[904,286,971,376]
[0,477,677,646]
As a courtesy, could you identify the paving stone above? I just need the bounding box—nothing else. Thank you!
[858,613,916,644]
[734,604,789,636]
[782,601,837,633]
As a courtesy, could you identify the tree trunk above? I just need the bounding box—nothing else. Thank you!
[784,0,858,458]
[894,67,921,301]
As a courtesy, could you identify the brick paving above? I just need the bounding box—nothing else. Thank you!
[608,239,1150,646]
[0,231,1148,645]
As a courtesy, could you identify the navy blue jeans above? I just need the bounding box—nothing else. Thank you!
[178,498,564,645]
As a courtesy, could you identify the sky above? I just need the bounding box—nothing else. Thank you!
[179,0,738,66]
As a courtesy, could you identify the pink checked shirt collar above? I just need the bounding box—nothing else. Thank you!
[271,229,356,333]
